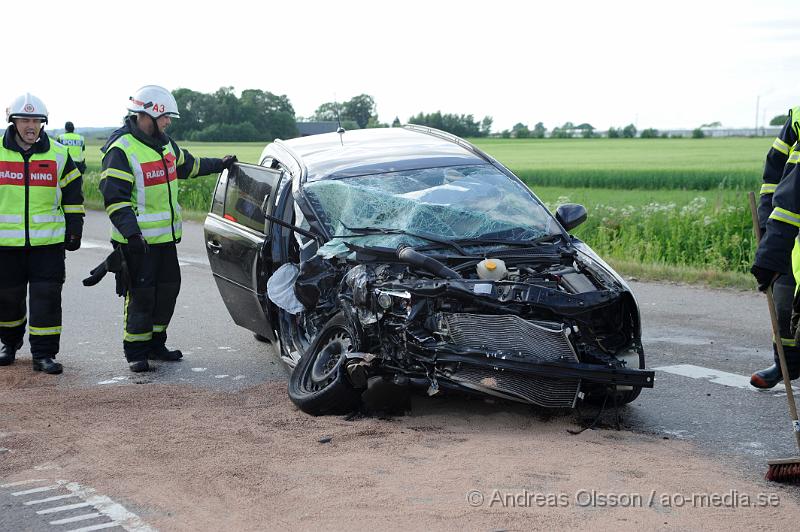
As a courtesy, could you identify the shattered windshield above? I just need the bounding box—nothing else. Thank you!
[303,165,559,253]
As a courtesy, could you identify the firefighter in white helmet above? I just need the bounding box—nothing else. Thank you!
[97,85,236,372]
[0,93,85,374]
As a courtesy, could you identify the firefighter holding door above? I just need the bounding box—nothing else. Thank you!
[0,93,84,374]
[99,85,236,372]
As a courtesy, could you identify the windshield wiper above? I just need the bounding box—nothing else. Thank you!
[332,225,469,255]
[451,233,562,247]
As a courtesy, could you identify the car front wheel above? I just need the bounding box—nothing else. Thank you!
[287,312,362,415]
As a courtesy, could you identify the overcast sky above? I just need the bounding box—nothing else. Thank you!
[7,0,799,133]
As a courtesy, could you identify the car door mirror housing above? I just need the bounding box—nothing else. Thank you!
[555,203,587,231]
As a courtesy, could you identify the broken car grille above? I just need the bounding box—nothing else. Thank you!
[441,313,578,363]
[440,313,580,408]
[445,366,580,408]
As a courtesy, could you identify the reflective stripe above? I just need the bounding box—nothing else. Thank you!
[153,324,167,333]
[60,168,81,187]
[124,331,152,342]
[782,337,797,347]
[29,227,66,239]
[32,214,65,224]
[106,202,132,215]
[29,325,62,336]
[773,138,791,155]
[788,152,800,164]
[0,230,25,238]
[62,204,85,214]
[760,183,778,195]
[101,167,134,183]
[141,223,180,238]
[189,156,200,178]
[0,214,22,224]
[770,207,800,227]
[0,317,26,328]
[137,211,171,222]
[130,152,146,214]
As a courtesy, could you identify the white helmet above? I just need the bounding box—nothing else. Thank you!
[6,93,49,123]
[127,85,180,118]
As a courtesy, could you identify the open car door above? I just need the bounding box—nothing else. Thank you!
[203,163,282,340]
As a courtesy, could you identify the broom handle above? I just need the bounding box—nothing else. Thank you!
[748,191,800,451]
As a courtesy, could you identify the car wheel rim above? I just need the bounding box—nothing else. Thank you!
[306,329,352,392]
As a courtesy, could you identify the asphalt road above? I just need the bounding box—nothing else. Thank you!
[49,212,800,463]
[47,210,289,390]
[3,210,799,529]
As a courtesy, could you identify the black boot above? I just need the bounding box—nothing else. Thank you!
[751,347,800,389]
[32,358,63,375]
[0,340,23,366]
[149,344,183,361]
[128,360,150,372]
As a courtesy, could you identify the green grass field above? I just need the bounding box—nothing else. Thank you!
[79,136,769,287]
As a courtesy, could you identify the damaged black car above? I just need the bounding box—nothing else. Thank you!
[203,126,654,415]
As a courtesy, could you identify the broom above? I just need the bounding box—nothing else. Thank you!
[748,191,800,483]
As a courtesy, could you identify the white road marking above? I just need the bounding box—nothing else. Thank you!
[65,522,121,532]
[1,478,47,488]
[3,478,155,531]
[654,364,800,391]
[83,238,208,267]
[36,501,93,514]
[24,493,79,505]
[12,485,59,496]
[49,513,103,525]
[214,375,229,379]
[191,367,207,372]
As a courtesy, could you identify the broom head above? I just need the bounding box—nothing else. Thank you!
[766,457,800,483]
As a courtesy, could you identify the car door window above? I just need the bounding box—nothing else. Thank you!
[223,164,282,233]
[210,169,228,216]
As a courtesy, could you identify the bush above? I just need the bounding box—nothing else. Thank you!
[640,128,659,138]
[607,127,620,138]
[692,128,705,139]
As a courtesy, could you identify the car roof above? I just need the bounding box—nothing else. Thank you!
[273,126,489,181]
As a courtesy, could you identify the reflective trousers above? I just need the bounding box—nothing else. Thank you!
[772,272,800,368]
[0,246,65,359]
[120,242,181,362]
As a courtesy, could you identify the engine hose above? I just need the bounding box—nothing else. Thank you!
[396,245,461,279]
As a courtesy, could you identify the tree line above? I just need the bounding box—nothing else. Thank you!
[167,87,774,141]
[167,87,497,141]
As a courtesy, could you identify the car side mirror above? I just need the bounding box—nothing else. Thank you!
[555,203,587,231]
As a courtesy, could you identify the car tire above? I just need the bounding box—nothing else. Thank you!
[287,312,362,416]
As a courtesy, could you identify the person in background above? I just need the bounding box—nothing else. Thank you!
[56,121,86,175]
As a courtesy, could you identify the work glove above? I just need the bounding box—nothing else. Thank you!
[221,155,238,170]
[64,234,81,251]
[751,264,779,292]
[127,234,149,255]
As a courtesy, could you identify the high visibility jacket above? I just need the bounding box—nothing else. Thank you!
[55,132,86,163]
[99,116,225,245]
[0,126,84,247]
[758,107,800,228]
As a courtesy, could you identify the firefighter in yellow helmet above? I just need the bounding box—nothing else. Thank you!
[56,121,86,175]
[99,85,236,372]
[0,93,84,374]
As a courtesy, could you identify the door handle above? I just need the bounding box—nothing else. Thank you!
[206,240,222,253]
